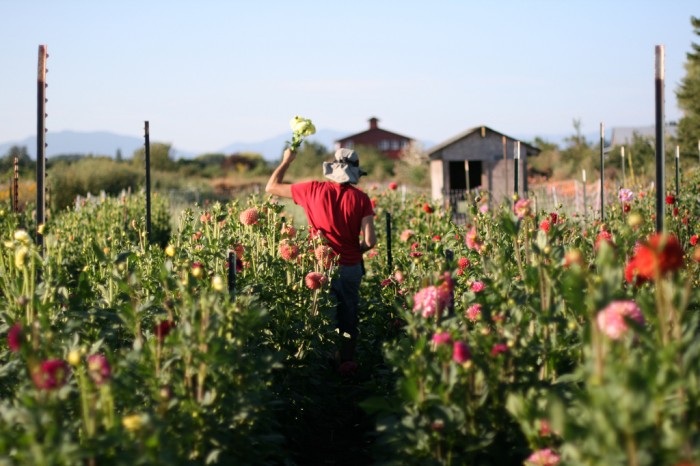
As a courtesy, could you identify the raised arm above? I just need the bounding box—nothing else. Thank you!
[265,148,296,199]
[360,215,376,253]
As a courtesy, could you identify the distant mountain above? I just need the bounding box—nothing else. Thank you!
[219,129,347,161]
[0,130,201,160]
[0,129,348,162]
[1,128,609,163]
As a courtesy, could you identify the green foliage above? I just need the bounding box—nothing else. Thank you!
[48,157,141,211]
[676,16,700,155]
[284,140,330,179]
[0,146,32,172]
[355,144,396,180]
[132,142,176,171]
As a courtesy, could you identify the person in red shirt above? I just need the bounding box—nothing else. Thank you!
[266,147,376,365]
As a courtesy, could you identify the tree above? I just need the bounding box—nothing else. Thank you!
[558,119,596,181]
[284,141,331,179]
[131,142,176,171]
[395,141,429,187]
[0,146,33,173]
[676,16,700,155]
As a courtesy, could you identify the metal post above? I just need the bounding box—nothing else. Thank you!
[514,141,520,197]
[228,251,236,300]
[36,45,48,252]
[502,136,508,196]
[599,122,605,221]
[655,45,665,233]
[385,212,392,272]
[144,121,152,243]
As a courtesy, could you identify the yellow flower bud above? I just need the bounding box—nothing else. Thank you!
[627,212,643,228]
[212,275,224,292]
[37,224,46,236]
[14,246,28,269]
[122,414,145,432]
[68,350,82,366]
[165,245,175,257]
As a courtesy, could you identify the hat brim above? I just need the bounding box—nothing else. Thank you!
[323,162,366,184]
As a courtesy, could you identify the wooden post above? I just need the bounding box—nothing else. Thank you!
[655,45,665,233]
[36,45,48,252]
[621,147,626,188]
[599,122,605,221]
[144,121,152,243]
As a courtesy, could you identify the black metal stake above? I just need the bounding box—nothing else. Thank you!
[228,251,236,300]
[385,212,392,272]
[36,45,48,252]
[514,141,519,198]
[599,122,605,221]
[655,45,665,233]
[502,136,508,196]
[144,121,152,244]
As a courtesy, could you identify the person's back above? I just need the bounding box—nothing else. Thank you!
[291,180,372,266]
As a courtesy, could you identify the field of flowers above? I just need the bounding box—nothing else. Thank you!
[1,168,700,465]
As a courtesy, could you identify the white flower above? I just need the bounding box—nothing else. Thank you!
[14,230,30,244]
[288,116,316,151]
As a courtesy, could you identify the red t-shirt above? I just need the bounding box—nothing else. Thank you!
[291,181,375,266]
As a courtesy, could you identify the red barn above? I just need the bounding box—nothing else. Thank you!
[335,117,413,160]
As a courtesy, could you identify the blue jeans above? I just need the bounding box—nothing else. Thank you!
[330,263,364,340]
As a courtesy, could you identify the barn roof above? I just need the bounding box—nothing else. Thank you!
[427,125,540,158]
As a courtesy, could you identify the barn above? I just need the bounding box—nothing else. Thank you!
[335,117,414,160]
[427,125,540,213]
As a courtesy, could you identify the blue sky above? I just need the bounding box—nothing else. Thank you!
[1,1,697,153]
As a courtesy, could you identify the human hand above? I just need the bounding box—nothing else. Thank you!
[283,148,297,164]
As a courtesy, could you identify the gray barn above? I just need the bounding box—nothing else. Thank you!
[427,125,540,212]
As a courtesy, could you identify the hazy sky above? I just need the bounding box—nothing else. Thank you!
[1,1,697,153]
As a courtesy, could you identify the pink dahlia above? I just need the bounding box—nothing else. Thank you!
[525,448,560,466]
[452,341,471,364]
[471,281,486,292]
[8,323,22,352]
[87,354,112,385]
[596,300,644,339]
[465,226,482,252]
[305,272,327,290]
[514,199,532,219]
[412,285,451,318]
[32,359,70,390]
[431,331,452,346]
[239,208,259,226]
[466,304,482,321]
